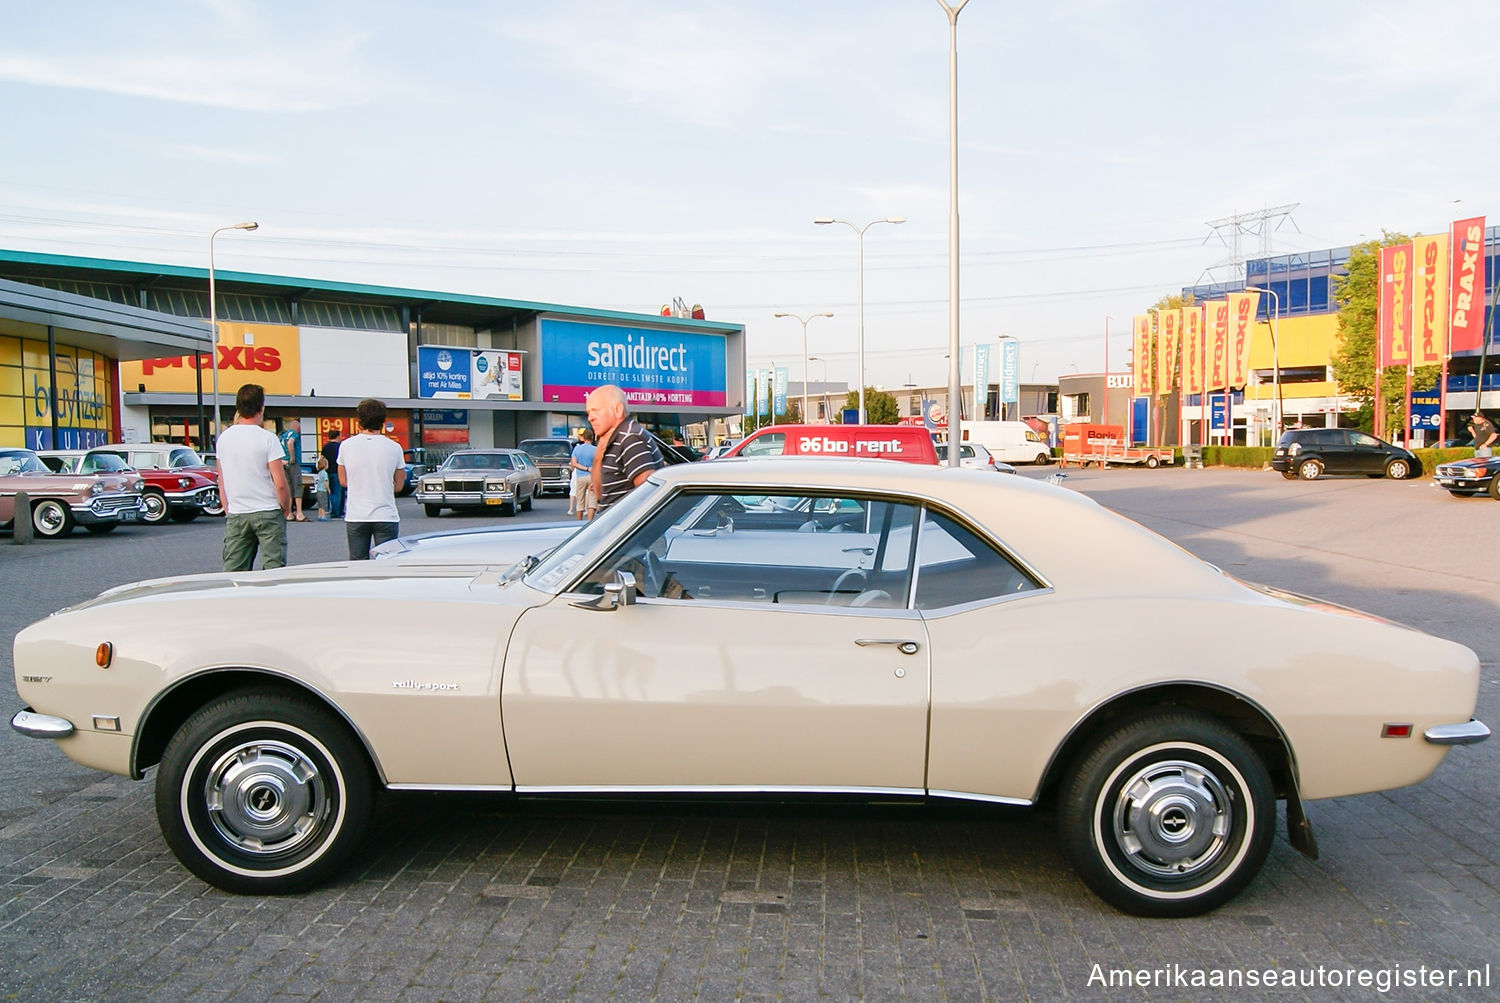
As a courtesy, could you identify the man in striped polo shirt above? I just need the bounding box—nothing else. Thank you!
[586,384,663,511]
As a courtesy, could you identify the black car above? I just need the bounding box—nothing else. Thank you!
[1434,454,1500,499]
[1270,428,1420,481]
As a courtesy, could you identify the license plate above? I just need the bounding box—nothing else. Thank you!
[485,498,505,506]
[118,509,138,522]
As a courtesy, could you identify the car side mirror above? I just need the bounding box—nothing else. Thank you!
[572,570,638,612]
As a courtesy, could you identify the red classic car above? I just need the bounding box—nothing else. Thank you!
[0,448,145,538]
[38,450,217,525]
[91,444,223,516]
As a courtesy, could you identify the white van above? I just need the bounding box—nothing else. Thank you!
[957,420,1053,464]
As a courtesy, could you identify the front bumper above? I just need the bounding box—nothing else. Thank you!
[69,493,143,525]
[163,485,217,509]
[1434,466,1496,490]
[415,487,517,507]
[11,708,75,738]
[1424,719,1490,745]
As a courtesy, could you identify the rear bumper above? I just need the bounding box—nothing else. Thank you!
[1424,719,1490,745]
[11,708,74,738]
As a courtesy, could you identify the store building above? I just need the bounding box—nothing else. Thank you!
[0,275,211,449]
[0,249,747,455]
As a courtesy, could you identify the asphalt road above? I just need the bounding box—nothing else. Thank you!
[1,471,1497,1001]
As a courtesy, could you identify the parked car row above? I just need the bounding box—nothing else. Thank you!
[0,447,148,538]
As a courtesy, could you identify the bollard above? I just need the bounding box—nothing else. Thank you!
[12,490,33,544]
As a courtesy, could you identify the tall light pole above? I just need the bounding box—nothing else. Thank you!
[813,216,905,423]
[937,0,969,466]
[808,356,831,421]
[208,221,259,441]
[1244,286,1282,439]
[774,311,834,423]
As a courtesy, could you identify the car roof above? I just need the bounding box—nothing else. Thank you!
[639,458,1234,600]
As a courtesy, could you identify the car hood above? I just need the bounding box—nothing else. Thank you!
[372,521,580,564]
[1439,456,1500,472]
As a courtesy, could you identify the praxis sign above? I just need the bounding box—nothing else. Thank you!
[540,319,726,408]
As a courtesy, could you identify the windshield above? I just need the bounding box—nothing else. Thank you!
[169,448,206,468]
[0,451,48,476]
[521,440,574,459]
[442,453,512,471]
[83,453,131,472]
[526,479,665,591]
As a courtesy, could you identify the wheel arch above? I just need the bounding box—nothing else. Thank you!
[131,668,387,785]
[1032,682,1315,857]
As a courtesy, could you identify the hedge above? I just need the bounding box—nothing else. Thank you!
[1201,446,1275,468]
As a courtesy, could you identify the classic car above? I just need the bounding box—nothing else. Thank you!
[1434,454,1500,499]
[9,459,1488,917]
[93,443,224,515]
[0,447,146,537]
[38,449,218,525]
[518,438,578,495]
[398,448,434,497]
[414,448,543,517]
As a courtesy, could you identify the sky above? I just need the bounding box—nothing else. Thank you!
[2,0,1498,392]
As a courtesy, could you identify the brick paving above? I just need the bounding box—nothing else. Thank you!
[2,477,1497,1000]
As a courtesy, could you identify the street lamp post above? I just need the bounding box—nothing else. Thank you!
[936,0,969,467]
[774,311,834,424]
[813,216,905,424]
[208,221,259,442]
[1244,286,1282,440]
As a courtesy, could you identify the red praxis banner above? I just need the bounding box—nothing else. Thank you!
[1204,301,1228,392]
[1449,217,1487,354]
[1156,309,1179,395]
[1412,233,1449,366]
[1226,291,1259,388]
[1181,306,1204,396]
[1133,315,1153,396]
[1381,243,1414,367]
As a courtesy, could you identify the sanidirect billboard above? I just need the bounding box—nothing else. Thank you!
[417,347,524,399]
[539,319,727,408]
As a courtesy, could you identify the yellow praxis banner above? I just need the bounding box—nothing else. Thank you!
[1132,315,1153,396]
[1180,305,1204,396]
[1412,233,1449,366]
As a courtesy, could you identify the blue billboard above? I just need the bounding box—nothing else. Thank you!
[540,319,727,408]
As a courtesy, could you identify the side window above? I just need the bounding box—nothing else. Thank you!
[914,509,1042,610]
[1350,432,1379,448]
[738,433,786,457]
[582,490,917,609]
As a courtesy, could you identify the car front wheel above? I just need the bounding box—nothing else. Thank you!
[1297,458,1322,480]
[1058,713,1274,917]
[140,490,169,525]
[201,489,224,517]
[31,498,73,538]
[1490,477,1500,501]
[1385,459,1410,480]
[423,504,443,517]
[156,690,373,894]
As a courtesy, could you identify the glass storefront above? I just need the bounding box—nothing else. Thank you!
[0,332,114,449]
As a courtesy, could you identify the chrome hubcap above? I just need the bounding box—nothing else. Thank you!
[142,494,166,521]
[202,740,328,858]
[34,503,64,532]
[1110,759,1231,879]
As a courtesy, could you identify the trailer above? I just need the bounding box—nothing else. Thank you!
[1061,424,1175,469]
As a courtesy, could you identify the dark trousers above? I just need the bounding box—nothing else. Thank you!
[328,479,345,517]
[346,520,398,560]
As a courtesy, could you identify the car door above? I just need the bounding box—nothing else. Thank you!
[500,489,932,793]
[1347,431,1387,474]
[1309,429,1352,473]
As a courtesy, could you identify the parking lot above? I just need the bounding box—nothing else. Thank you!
[2,469,1498,1001]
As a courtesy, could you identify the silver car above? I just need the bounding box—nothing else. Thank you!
[414,448,543,517]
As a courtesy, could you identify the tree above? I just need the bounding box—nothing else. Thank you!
[835,387,900,424]
[1330,233,1436,437]
[741,400,802,433]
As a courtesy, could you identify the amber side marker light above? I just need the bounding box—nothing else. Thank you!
[1381,723,1413,738]
[95,642,113,669]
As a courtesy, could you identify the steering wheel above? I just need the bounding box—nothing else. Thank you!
[826,568,867,605]
[642,550,665,598]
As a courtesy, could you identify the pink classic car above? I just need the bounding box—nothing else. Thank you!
[0,447,145,538]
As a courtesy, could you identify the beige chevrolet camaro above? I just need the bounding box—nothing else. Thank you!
[10,458,1489,916]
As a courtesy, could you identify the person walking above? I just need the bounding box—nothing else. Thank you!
[313,457,331,520]
[321,428,345,517]
[216,383,292,571]
[586,384,663,513]
[339,398,406,560]
[568,428,597,521]
[280,418,308,521]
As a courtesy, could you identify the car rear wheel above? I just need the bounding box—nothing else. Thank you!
[423,504,443,517]
[1297,458,1322,480]
[1490,477,1500,501]
[155,690,373,894]
[1385,459,1410,480]
[31,498,73,538]
[1058,713,1274,917]
[1145,455,1160,469]
[140,490,169,525]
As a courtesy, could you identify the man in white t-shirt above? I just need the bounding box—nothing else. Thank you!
[216,383,292,571]
[338,397,406,559]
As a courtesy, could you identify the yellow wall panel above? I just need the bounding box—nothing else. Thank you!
[0,337,19,367]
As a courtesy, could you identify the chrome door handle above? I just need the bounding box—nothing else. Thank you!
[855,638,920,655]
